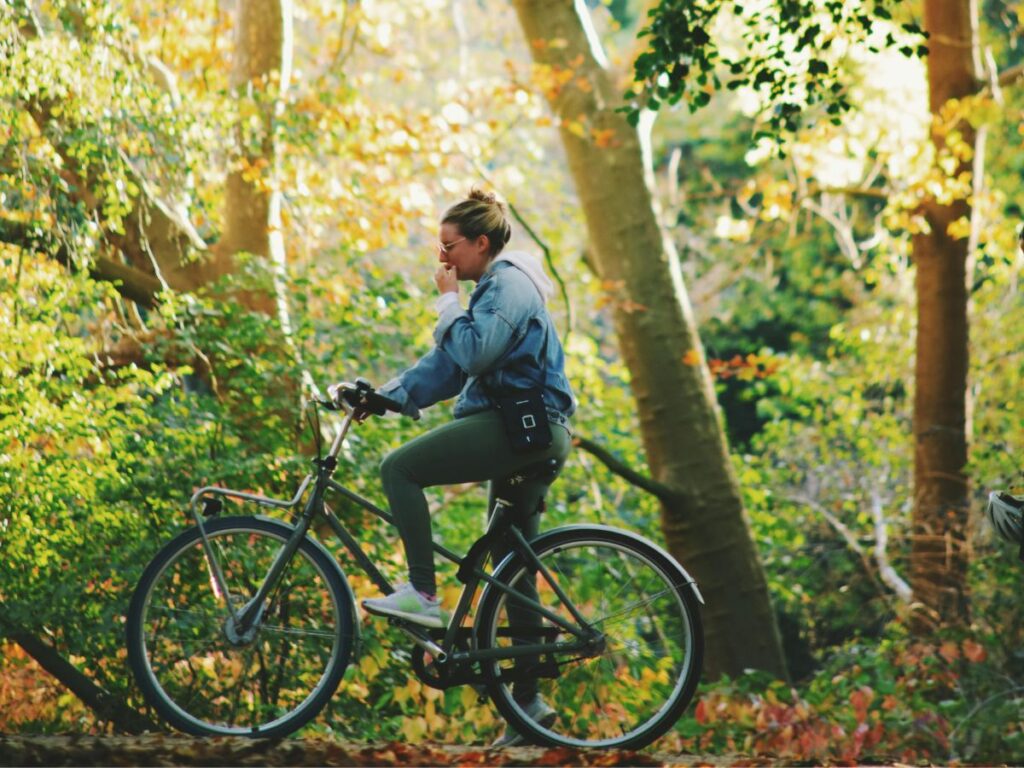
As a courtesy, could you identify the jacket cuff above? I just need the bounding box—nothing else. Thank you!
[433,294,464,342]
[378,377,422,419]
[434,292,460,315]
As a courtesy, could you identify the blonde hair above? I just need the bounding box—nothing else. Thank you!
[442,188,512,257]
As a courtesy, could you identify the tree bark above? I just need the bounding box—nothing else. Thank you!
[218,0,293,318]
[909,0,979,630]
[512,0,787,680]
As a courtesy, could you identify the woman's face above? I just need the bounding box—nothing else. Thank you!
[438,222,491,282]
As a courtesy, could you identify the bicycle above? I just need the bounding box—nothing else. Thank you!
[125,379,705,749]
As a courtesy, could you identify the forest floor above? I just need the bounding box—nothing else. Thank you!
[0,734,825,767]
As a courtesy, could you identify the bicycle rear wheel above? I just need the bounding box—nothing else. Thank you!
[126,516,355,737]
[475,525,703,750]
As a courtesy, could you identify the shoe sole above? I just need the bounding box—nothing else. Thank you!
[362,601,445,629]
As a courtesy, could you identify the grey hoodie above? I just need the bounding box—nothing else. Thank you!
[492,250,555,303]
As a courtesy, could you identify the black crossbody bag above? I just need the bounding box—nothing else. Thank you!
[483,324,553,454]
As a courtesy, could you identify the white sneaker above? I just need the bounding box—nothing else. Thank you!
[362,583,446,628]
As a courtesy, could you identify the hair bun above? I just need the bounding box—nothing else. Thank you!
[468,186,504,210]
[443,187,512,256]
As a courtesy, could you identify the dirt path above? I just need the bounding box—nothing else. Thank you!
[0,735,757,767]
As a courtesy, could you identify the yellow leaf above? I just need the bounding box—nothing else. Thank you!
[359,653,379,679]
[402,715,428,742]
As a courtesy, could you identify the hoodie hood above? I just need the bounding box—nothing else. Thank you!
[492,250,555,303]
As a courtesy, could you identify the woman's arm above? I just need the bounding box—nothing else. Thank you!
[433,278,518,376]
[378,346,466,418]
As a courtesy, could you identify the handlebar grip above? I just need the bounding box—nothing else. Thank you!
[338,385,402,416]
[319,381,406,417]
[376,392,403,413]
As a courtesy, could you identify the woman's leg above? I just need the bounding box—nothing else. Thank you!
[486,424,572,704]
[380,410,569,596]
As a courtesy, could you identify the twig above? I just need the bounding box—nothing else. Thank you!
[869,487,913,603]
[573,435,677,502]
[784,493,890,600]
[948,685,1024,761]
[505,199,573,346]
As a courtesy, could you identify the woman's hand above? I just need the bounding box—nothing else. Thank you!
[434,264,458,295]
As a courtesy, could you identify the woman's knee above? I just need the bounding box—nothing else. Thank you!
[379,449,404,484]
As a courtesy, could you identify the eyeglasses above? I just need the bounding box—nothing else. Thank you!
[437,237,466,254]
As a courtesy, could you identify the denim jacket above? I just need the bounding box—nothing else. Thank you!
[379,257,575,427]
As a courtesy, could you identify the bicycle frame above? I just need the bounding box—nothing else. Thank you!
[186,405,601,672]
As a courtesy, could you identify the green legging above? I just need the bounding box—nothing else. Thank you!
[380,409,572,596]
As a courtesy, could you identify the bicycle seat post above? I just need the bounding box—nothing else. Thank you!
[487,498,515,534]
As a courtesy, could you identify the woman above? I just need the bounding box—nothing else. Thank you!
[360,187,574,617]
[353,188,574,744]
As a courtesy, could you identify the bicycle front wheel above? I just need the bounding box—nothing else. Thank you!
[475,525,703,750]
[126,516,356,737]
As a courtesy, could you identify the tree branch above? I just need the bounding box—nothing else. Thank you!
[869,487,914,604]
[0,218,162,307]
[573,435,678,502]
[15,6,216,294]
[997,62,1024,89]
[2,626,159,734]
[784,493,890,600]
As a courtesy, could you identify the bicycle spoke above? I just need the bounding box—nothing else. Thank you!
[587,587,673,628]
[128,519,354,736]
[261,624,337,640]
[480,531,701,750]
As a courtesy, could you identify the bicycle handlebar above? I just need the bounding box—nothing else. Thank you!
[318,378,403,417]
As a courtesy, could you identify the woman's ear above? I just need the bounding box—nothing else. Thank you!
[476,234,491,256]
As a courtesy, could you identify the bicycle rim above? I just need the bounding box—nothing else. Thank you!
[128,517,353,737]
[478,528,702,749]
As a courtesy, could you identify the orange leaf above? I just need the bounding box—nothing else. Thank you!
[592,128,617,147]
[939,640,960,662]
[962,639,987,663]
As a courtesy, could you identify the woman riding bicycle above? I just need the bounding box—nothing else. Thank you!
[336,188,575,744]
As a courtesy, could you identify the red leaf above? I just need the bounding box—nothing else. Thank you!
[694,698,708,724]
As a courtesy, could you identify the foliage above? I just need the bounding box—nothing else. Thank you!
[627,0,927,138]
[658,630,1023,763]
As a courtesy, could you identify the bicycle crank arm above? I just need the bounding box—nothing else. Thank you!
[391,620,448,663]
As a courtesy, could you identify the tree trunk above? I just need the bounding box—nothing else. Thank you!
[512,0,787,680]
[218,0,293,318]
[910,0,979,630]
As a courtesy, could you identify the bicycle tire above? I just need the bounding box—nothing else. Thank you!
[475,524,703,750]
[126,515,356,737]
